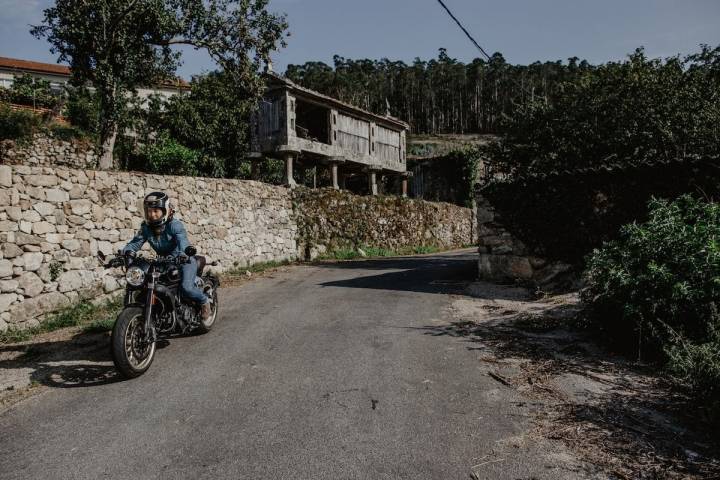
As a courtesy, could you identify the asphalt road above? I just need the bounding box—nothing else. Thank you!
[0,250,585,479]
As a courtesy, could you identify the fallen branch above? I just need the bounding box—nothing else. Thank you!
[488,371,513,387]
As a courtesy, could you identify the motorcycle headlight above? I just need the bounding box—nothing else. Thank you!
[125,266,145,287]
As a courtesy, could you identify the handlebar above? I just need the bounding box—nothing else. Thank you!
[101,252,194,269]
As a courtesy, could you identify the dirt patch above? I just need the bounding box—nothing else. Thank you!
[444,281,720,479]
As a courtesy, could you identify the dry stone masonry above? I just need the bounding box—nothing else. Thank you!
[1,133,99,169]
[0,165,296,332]
[475,191,572,285]
[0,165,476,332]
[293,188,476,259]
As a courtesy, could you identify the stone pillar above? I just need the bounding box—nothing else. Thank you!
[284,152,297,187]
[368,170,378,196]
[331,163,339,190]
[401,175,408,198]
[250,159,260,180]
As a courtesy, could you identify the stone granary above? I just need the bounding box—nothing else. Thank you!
[250,73,410,195]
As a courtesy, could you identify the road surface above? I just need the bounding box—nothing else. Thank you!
[0,250,587,479]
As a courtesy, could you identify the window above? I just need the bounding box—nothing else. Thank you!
[294,99,330,144]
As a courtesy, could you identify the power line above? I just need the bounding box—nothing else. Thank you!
[434,0,540,102]
[435,0,492,61]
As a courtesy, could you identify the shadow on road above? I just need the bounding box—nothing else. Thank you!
[0,331,122,389]
[315,252,514,297]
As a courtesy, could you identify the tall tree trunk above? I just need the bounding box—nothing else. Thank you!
[99,121,118,170]
[98,85,118,170]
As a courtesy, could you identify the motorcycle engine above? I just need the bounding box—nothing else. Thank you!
[178,302,195,326]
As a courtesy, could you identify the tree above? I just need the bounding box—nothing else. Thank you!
[32,0,288,169]
[146,70,254,177]
[0,73,62,110]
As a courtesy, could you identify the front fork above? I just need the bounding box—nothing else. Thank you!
[143,270,161,343]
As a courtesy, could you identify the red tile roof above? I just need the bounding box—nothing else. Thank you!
[0,56,190,90]
[0,56,71,76]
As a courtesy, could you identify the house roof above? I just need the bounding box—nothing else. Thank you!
[0,56,71,76]
[264,72,410,131]
[0,56,190,90]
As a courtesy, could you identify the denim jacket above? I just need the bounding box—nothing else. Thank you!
[122,218,190,257]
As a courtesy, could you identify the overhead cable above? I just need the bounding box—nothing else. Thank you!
[435,0,492,61]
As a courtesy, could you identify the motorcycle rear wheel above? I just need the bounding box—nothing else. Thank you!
[111,307,156,378]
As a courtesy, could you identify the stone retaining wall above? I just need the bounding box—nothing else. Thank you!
[475,191,572,285]
[1,133,98,169]
[0,165,296,332]
[0,165,478,332]
[293,188,476,259]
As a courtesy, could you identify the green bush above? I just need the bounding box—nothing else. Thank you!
[0,74,62,109]
[64,87,98,134]
[485,45,720,177]
[0,104,42,141]
[142,134,201,176]
[48,123,90,141]
[582,195,720,406]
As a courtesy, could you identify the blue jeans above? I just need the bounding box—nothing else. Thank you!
[181,257,209,304]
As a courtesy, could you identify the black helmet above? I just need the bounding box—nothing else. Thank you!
[143,191,174,234]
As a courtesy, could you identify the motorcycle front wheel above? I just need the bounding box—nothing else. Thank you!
[111,307,156,378]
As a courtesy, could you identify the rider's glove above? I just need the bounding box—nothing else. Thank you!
[178,254,189,264]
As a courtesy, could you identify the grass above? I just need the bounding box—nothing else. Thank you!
[0,297,123,344]
[222,259,294,280]
[318,244,442,260]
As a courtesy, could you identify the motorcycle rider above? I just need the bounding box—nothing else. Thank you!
[122,192,211,320]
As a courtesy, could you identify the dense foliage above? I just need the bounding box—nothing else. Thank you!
[32,0,288,168]
[286,49,584,135]
[63,87,99,134]
[485,46,720,176]
[0,74,62,110]
[477,45,720,264]
[481,156,720,264]
[582,196,720,410]
[144,71,250,178]
[0,105,43,142]
[407,147,479,207]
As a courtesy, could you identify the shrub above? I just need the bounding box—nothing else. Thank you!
[0,104,42,141]
[142,134,201,177]
[48,123,90,141]
[0,74,62,110]
[64,87,98,134]
[582,195,720,407]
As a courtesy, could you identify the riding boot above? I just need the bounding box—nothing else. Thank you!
[201,302,211,320]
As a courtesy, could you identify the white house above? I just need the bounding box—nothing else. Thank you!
[0,56,190,103]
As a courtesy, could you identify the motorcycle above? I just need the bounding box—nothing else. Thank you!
[98,246,220,378]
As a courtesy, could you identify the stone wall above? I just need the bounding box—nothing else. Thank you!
[293,187,476,259]
[1,133,98,169]
[0,165,296,332]
[0,165,478,332]
[475,191,572,285]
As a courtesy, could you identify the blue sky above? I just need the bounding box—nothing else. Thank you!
[1,0,719,80]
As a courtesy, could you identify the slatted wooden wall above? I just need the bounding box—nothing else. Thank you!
[336,113,370,155]
[376,125,401,165]
[257,99,282,140]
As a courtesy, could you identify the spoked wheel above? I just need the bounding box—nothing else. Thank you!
[111,307,156,378]
[196,284,218,334]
